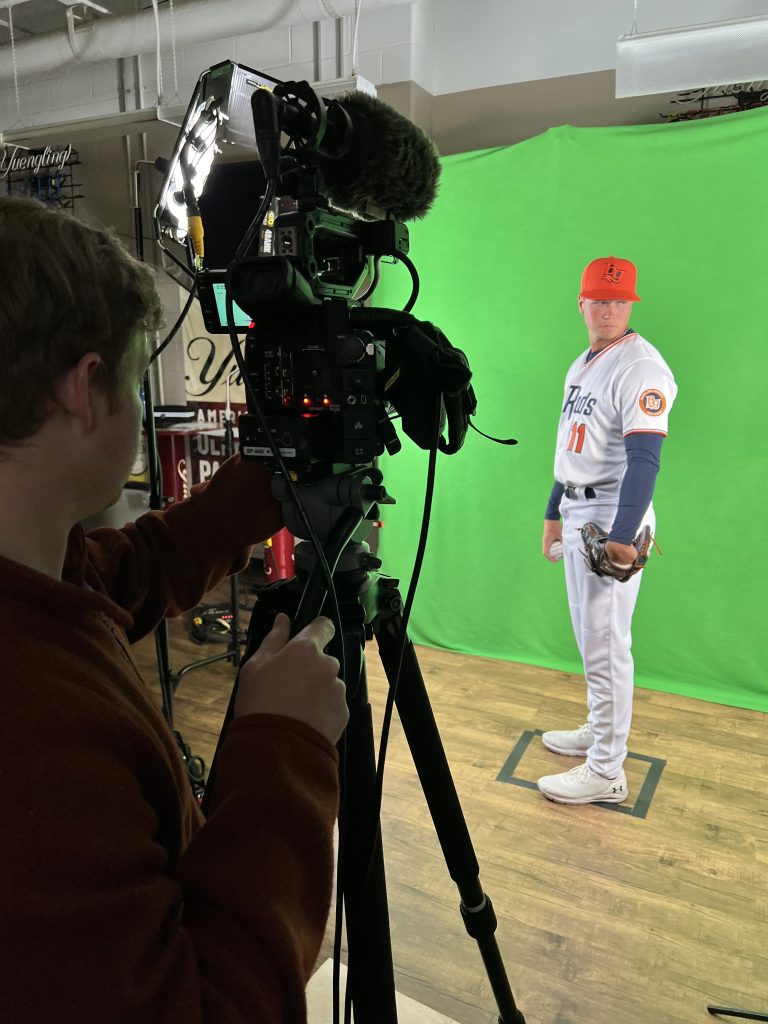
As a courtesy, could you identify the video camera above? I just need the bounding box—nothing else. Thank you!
[155,61,476,481]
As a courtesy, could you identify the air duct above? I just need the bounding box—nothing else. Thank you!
[616,15,768,98]
[0,0,411,83]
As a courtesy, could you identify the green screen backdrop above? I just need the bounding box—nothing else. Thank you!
[373,105,768,713]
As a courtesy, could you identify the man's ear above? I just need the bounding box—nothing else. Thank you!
[577,295,585,314]
[52,353,104,434]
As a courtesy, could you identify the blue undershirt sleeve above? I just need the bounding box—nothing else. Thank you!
[608,433,665,543]
[545,481,564,521]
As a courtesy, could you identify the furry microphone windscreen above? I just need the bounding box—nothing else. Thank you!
[321,92,441,222]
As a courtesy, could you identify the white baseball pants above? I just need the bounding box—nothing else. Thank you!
[560,495,655,779]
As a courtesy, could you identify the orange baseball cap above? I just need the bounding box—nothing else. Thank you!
[580,256,641,302]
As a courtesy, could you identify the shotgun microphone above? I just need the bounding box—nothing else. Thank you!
[254,86,441,222]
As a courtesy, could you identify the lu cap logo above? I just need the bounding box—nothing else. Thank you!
[602,263,625,285]
[581,256,641,301]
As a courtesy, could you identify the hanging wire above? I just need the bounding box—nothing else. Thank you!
[168,0,179,102]
[6,5,22,126]
[149,273,198,364]
[351,0,362,75]
[151,0,164,104]
[630,0,639,36]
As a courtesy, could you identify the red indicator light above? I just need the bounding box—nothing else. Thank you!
[302,396,311,406]
[248,321,256,329]
[322,397,331,407]
[282,395,292,406]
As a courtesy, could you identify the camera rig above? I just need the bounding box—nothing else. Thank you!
[154,62,476,482]
[220,164,476,479]
[229,251,478,478]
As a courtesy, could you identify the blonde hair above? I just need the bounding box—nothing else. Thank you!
[0,195,163,445]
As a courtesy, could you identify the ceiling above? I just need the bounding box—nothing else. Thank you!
[0,0,191,46]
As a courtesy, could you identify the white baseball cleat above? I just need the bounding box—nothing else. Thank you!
[541,723,594,756]
[537,762,629,805]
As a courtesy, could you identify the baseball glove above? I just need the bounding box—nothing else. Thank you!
[580,522,654,583]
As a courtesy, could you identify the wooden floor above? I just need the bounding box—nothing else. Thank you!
[132,585,768,1024]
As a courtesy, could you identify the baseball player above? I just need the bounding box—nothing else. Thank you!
[538,256,677,805]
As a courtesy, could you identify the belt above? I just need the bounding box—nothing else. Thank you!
[564,484,596,500]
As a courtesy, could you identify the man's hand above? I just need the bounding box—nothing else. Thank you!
[604,540,638,566]
[542,519,563,562]
[235,613,349,746]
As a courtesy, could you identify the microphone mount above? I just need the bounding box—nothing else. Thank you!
[253,80,356,181]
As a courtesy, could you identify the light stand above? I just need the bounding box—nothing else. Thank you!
[133,165,242,794]
[167,369,243,688]
[134,164,176,730]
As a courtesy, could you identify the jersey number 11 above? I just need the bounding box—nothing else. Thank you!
[566,422,586,454]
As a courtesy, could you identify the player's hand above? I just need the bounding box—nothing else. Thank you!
[542,519,563,562]
[604,540,638,566]
[234,613,349,746]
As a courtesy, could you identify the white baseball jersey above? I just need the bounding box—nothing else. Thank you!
[553,332,677,491]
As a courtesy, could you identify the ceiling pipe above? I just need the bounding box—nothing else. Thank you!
[0,0,412,83]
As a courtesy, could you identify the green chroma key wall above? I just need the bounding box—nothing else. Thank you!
[373,105,768,713]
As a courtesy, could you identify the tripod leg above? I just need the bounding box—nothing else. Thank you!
[202,572,399,1020]
[336,610,398,1023]
[374,588,525,1024]
[201,578,302,815]
[707,1008,768,1021]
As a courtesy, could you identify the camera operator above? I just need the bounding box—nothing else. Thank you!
[0,194,348,1023]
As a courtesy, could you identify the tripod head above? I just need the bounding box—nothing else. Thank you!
[272,465,392,547]
[269,464,394,633]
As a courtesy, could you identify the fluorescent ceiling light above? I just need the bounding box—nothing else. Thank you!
[616,15,768,98]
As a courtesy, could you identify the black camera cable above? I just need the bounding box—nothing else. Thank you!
[227,173,344,649]
[222,289,345,651]
[200,289,347,814]
[196,93,348,810]
[149,272,198,365]
[332,391,441,1024]
[158,238,197,281]
[398,250,420,313]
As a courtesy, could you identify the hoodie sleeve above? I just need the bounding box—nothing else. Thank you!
[82,455,284,641]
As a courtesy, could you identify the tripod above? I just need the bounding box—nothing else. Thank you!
[207,466,525,1023]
